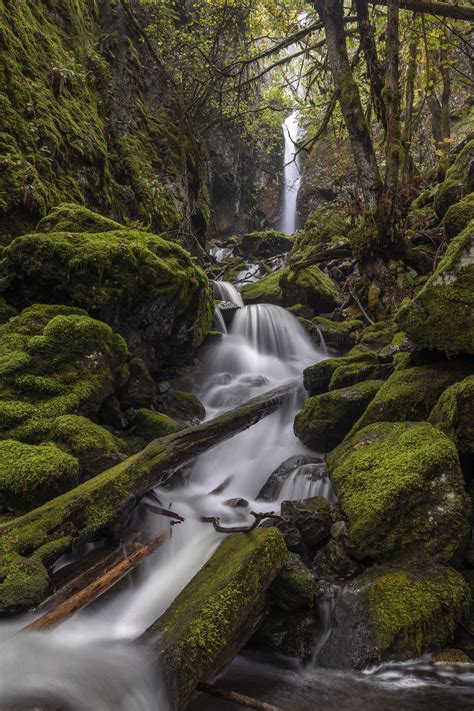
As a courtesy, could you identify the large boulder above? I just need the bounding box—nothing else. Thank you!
[397,220,474,355]
[269,551,317,611]
[0,224,213,370]
[429,376,474,460]
[280,264,341,314]
[352,358,473,433]
[237,230,293,259]
[443,193,474,239]
[241,268,285,306]
[294,380,383,452]
[318,564,471,669]
[327,422,470,562]
[303,353,377,396]
[433,140,474,217]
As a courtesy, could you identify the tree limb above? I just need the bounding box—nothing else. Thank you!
[369,0,474,21]
[200,511,282,533]
[197,683,289,711]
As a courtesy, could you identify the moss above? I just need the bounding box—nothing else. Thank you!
[431,648,472,665]
[280,264,341,313]
[145,528,286,707]
[160,390,205,422]
[0,297,17,324]
[327,422,470,561]
[132,408,182,441]
[443,193,474,239]
[303,353,377,396]
[429,376,474,457]
[330,360,392,390]
[294,380,383,452]
[397,219,474,355]
[241,269,286,306]
[238,230,293,259]
[36,202,124,234]
[312,317,363,353]
[289,203,350,267]
[352,358,473,433]
[269,552,316,611]
[358,321,398,351]
[0,439,79,513]
[434,140,474,217]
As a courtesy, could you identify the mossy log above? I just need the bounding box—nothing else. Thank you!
[143,528,286,710]
[0,381,297,612]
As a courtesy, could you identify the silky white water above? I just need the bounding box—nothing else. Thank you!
[0,297,325,709]
[280,111,302,235]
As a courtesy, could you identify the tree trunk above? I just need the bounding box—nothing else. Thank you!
[0,381,298,613]
[369,0,474,21]
[401,25,419,182]
[355,0,387,128]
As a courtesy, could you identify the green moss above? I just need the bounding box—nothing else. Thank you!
[36,202,124,234]
[132,408,182,441]
[241,269,286,306]
[434,140,474,217]
[280,264,341,313]
[330,360,392,390]
[0,439,79,513]
[429,376,474,457]
[303,353,377,396]
[397,221,474,355]
[238,230,293,259]
[313,317,363,353]
[327,422,470,561]
[431,648,472,665]
[49,414,123,460]
[295,379,383,452]
[443,193,474,239]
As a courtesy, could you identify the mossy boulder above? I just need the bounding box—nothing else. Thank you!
[0,439,79,514]
[397,220,474,355]
[158,389,205,422]
[443,193,474,239]
[429,376,474,459]
[312,540,358,581]
[238,230,293,259]
[0,304,128,445]
[36,203,123,234]
[1,226,213,370]
[241,268,286,306]
[312,317,363,353]
[131,408,182,441]
[49,415,126,476]
[253,609,321,658]
[280,265,341,314]
[295,380,383,452]
[118,357,157,410]
[431,648,472,665]
[303,353,377,396]
[0,297,17,325]
[269,551,317,611]
[327,422,470,562]
[352,358,473,433]
[329,360,392,390]
[318,564,470,669]
[433,140,474,217]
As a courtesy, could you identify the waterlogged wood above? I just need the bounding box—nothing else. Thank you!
[0,381,298,611]
[143,528,286,710]
[369,0,474,21]
[20,532,167,632]
[197,683,289,711]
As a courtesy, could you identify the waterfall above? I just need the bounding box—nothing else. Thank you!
[280,111,302,235]
[213,280,244,307]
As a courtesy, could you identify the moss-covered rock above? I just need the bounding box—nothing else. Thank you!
[289,202,351,266]
[318,564,470,668]
[329,360,392,390]
[312,317,363,353]
[433,140,474,217]
[312,540,358,581]
[303,353,377,396]
[352,358,473,433]
[0,304,128,445]
[36,203,123,234]
[253,609,321,659]
[0,297,17,325]
[443,193,474,239]
[295,380,383,452]
[280,264,341,314]
[158,389,205,422]
[327,422,470,562]
[431,648,472,665]
[1,227,213,370]
[131,408,182,441]
[269,551,317,611]
[118,357,157,410]
[241,268,286,306]
[0,439,79,513]
[238,230,293,259]
[429,376,474,459]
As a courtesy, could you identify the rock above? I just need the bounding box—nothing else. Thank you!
[130,408,182,442]
[294,380,384,452]
[327,421,471,562]
[158,389,205,422]
[433,140,474,217]
[280,264,342,314]
[118,357,157,410]
[0,304,128,445]
[280,496,331,552]
[431,648,472,666]
[397,220,474,355]
[224,498,249,508]
[429,376,474,460]
[269,552,317,611]
[36,203,123,234]
[257,454,322,501]
[312,540,358,581]
[329,360,393,390]
[443,193,474,239]
[237,230,294,259]
[241,268,285,306]
[312,317,363,353]
[1,223,214,371]
[253,609,321,658]
[353,358,473,433]
[0,297,17,324]
[303,353,377,396]
[0,439,79,514]
[318,564,471,669]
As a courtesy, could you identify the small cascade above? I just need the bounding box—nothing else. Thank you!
[280,111,302,235]
[278,463,335,502]
[213,280,244,307]
[313,593,337,664]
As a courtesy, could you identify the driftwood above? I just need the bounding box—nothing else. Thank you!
[0,381,298,611]
[197,682,288,711]
[201,511,282,533]
[19,531,167,632]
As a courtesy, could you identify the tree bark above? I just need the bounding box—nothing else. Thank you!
[0,381,298,612]
[355,0,387,128]
[401,25,419,181]
[369,0,474,21]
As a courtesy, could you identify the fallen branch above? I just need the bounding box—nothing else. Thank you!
[197,682,289,711]
[19,531,167,633]
[348,284,375,326]
[201,511,282,533]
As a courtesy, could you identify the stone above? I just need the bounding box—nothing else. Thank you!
[257,454,322,501]
[253,609,321,659]
[280,496,332,552]
[269,552,317,611]
[429,375,474,459]
[280,264,342,314]
[312,540,358,581]
[303,353,377,396]
[119,357,157,410]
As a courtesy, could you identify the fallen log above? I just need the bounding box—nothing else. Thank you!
[143,527,286,711]
[19,531,167,633]
[197,682,288,711]
[0,380,297,612]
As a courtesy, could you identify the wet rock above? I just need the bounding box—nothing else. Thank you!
[280,264,342,314]
[431,649,472,666]
[157,389,205,423]
[329,360,393,390]
[269,552,317,611]
[303,353,377,395]
[224,498,249,508]
[257,454,322,501]
[318,564,471,669]
[241,268,286,307]
[237,230,294,260]
[294,380,383,452]
[253,609,321,659]
[217,301,241,327]
[312,540,358,582]
[327,421,471,562]
[312,316,364,353]
[280,496,331,552]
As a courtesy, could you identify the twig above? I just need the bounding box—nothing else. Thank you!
[197,682,288,711]
[200,511,282,533]
[348,284,375,326]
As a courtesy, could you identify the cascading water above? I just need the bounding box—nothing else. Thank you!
[0,293,326,710]
[280,111,302,235]
[213,280,244,307]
